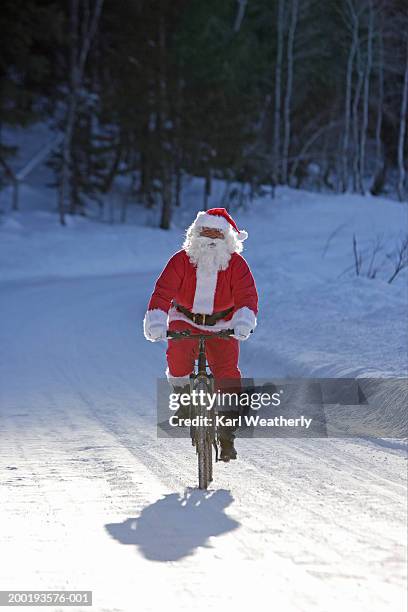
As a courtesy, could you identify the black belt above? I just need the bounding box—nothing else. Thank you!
[173,301,233,326]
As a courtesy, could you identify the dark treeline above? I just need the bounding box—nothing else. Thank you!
[0,0,407,226]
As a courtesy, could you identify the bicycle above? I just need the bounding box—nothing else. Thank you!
[166,328,235,490]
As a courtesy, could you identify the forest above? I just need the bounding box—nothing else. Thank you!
[0,0,407,227]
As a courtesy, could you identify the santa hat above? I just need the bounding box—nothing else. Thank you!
[192,208,248,241]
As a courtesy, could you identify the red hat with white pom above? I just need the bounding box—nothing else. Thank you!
[193,208,248,241]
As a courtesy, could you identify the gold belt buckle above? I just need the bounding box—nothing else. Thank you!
[202,314,206,325]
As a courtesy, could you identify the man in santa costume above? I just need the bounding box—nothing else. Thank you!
[143,208,258,461]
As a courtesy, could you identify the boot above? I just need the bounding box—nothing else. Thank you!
[171,384,191,426]
[218,405,239,461]
[219,436,237,462]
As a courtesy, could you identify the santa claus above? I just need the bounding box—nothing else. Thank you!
[143,207,258,460]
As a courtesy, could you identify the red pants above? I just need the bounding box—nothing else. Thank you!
[166,320,241,387]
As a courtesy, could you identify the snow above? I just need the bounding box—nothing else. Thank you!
[0,175,407,612]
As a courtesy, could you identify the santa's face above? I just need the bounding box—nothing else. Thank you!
[197,227,225,251]
[185,226,234,272]
[199,227,225,240]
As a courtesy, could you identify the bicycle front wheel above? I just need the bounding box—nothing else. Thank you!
[194,379,213,490]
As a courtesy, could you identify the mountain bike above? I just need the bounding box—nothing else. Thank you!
[167,328,235,490]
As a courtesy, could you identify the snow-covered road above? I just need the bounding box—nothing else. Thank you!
[1,273,406,612]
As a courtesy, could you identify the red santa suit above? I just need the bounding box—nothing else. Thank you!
[143,208,258,386]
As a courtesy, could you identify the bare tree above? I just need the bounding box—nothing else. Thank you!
[397,38,408,202]
[59,0,104,225]
[157,10,172,230]
[0,155,18,211]
[203,169,211,211]
[371,16,385,195]
[233,0,248,33]
[273,0,285,185]
[282,0,299,184]
[352,233,384,279]
[173,73,184,209]
[341,0,359,192]
[289,119,339,185]
[366,234,383,279]
[352,45,364,193]
[352,233,362,276]
[387,236,408,283]
[359,0,374,195]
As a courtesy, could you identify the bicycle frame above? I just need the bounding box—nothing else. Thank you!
[166,328,235,489]
[167,328,234,379]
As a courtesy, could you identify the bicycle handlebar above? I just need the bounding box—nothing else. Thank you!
[167,329,235,340]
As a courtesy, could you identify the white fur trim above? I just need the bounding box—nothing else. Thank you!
[165,368,191,387]
[168,305,257,333]
[193,211,248,241]
[194,211,230,232]
[143,308,168,341]
[192,266,218,314]
[231,306,257,329]
[168,306,234,331]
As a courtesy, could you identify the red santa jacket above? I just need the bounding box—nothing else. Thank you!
[146,249,258,332]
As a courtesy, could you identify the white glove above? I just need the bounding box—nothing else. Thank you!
[233,323,252,341]
[147,323,167,342]
[232,307,257,341]
[143,309,168,342]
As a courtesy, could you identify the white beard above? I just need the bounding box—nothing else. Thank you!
[185,235,233,272]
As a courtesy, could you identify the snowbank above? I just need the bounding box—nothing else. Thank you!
[0,181,407,378]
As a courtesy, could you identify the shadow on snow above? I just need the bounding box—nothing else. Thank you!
[105,487,239,562]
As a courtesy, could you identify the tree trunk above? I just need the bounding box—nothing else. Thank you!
[359,0,373,195]
[58,0,104,225]
[174,165,182,207]
[273,0,284,185]
[341,0,359,192]
[12,179,19,212]
[59,101,75,225]
[370,156,388,196]
[397,39,408,202]
[158,10,172,230]
[233,0,247,33]
[173,75,183,208]
[70,146,81,215]
[371,19,384,195]
[140,122,154,208]
[282,0,298,185]
[203,169,211,211]
[159,172,172,229]
[102,141,122,195]
[352,47,364,193]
